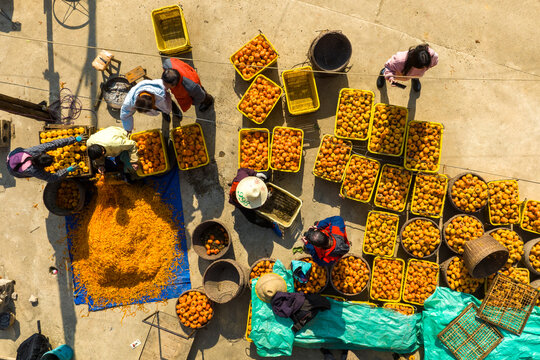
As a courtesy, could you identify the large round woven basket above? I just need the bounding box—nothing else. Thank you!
[43,179,86,216]
[447,172,488,214]
[440,256,483,295]
[442,214,485,254]
[399,217,442,260]
[191,220,232,261]
[175,289,213,330]
[308,30,352,74]
[291,256,330,294]
[329,252,370,297]
[523,238,540,277]
[248,257,276,289]
[203,259,247,304]
[462,233,509,278]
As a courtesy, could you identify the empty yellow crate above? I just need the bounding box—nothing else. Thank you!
[282,66,320,115]
[151,5,191,55]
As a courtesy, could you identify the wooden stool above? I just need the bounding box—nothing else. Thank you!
[125,66,149,84]
[92,50,120,76]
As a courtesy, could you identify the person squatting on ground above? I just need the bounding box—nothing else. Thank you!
[301,216,350,267]
[6,134,88,182]
[377,43,438,92]
[86,126,139,175]
[120,79,173,133]
[229,168,282,237]
[161,58,214,118]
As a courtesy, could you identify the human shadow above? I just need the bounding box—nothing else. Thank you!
[0,0,21,32]
[407,87,420,121]
[0,145,16,190]
[312,176,343,208]
[312,73,349,120]
[232,209,276,267]
[378,82,389,105]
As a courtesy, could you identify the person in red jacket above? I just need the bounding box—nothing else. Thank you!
[302,216,350,267]
[161,58,214,118]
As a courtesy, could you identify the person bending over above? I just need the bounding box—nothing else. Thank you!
[86,126,139,175]
[302,216,350,267]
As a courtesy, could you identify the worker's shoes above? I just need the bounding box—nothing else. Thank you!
[376,68,385,89]
[412,78,421,92]
[199,94,214,112]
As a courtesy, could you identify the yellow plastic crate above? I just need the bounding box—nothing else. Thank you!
[130,129,170,177]
[373,164,413,212]
[282,66,320,115]
[245,301,253,342]
[350,301,378,308]
[170,123,209,170]
[237,74,282,125]
[334,88,374,141]
[370,256,405,303]
[312,134,352,183]
[230,33,279,81]
[521,200,540,235]
[401,258,439,306]
[269,126,304,173]
[322,294,347,302]
[256,182,302,228]
[383,302,415,315]
[410,173,448,219]
[151,5,191,55]
[362,210,399,257]
[403,121,443,173]
[368,103,408,157]
[487,179,521,226]
[340,155,380,203]
[238,128,270,171]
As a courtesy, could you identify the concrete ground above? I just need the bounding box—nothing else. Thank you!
[0,0,539,359]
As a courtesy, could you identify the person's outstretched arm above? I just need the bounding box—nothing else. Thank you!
[25,136,78,156]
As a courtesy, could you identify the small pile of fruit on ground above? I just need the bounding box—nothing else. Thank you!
[404,121,442,172]
[331,256,370,295]
[341,155,379,202]
[231,34,278,80]
[368,104,407,156]
[172,125,208,170]
[363,211,399,256]
[41,127,90,176]
[335,89,373,140]
[402,260,438,305]
[270,127,302,171]
[522,200,540,233]
[488,180,520,224]
[239,130,269,170]
[370,257,404,301]
[56,181,80,210]
[383,303,414,315]
[486,266,529,290]
[176,291,213,329]
[374,165,412,212]
[250,259,275,282]
[238,75,281,124]
[529,241,540,273]
[313,135,352,182]
[445,257,483,294]
[294,258,327,294]
[444,215,484,254]
[401,218,441,258]
[132,131,166,175]
[489,229,523,265]
[410,173,447,218]
[450,173,488,213]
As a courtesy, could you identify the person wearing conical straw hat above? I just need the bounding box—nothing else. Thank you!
[229,168,282,237]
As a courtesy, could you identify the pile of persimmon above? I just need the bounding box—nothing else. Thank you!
[530,242,540,273]
[446,257,483,294]
[331,256,370,295]
[383,303,414,315]
[486,266,529,289]
[239,76,281,124]
[56,181,80,210]
[402,260,438,305]
[341,156,379,202]
[204,234,228,256]
[522,200,540,233]
[374,165,412,212]
[444,215,484,254]
[490,229,523,265]
[401,219,441,258]
[313,135,352,182]
[250,260,275,281]
[294,258,327,294]
[132,131,166,175]
[404,121,442,172]
[40,127,90,176]
[450,174,488,213]
[172,125,208,169]
[270,127,302,171]
[246,303,252,338]
[368,104,407,155]
[411,173,447,217]
[239,130,268,170]
[487,181,520,224]
[335,89,373,139]
[176,291,213,329]
[363,212,399,256]
[370,257,404,301]
[231,35,278,80]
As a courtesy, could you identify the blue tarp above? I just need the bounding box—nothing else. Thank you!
[65,169,191,311]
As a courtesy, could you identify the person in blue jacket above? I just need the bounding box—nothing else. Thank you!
[6,134,87,182]
[302,216,350,267]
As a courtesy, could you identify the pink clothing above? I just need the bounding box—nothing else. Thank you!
[8,152,32,172]
[383,47,438,83]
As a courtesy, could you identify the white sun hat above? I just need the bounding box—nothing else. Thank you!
[235,176,268,209]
